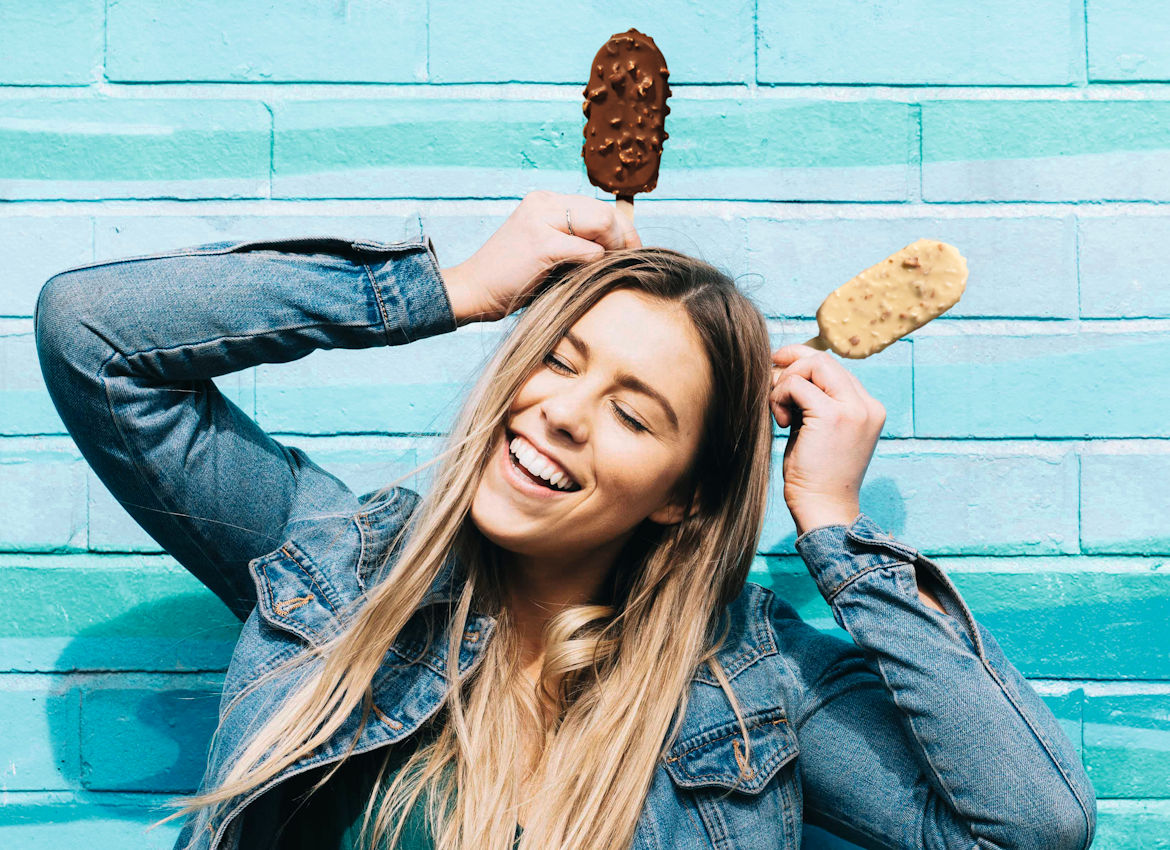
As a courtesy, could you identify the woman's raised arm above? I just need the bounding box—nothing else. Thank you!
[34,193,639,622]
[35,233,458,620]
[768,346,1096,849]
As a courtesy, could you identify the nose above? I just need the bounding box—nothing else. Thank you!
[540,389,589,445]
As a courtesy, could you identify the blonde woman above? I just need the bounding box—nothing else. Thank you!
[35,191,1095,850]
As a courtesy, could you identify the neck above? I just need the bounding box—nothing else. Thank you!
[503,532,631,668]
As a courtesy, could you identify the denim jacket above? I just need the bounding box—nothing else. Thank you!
[35,229,1097,850]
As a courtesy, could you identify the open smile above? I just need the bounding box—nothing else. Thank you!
[500,428,582,499]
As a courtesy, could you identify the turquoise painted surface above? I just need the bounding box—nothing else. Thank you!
[923,100,1170,163]
[914,333,1170,438]
[106,0,428,83]
[0,0,103,86]
[5,2,1170,848]
[758,0,1082,85]
[273,98,913,175]
[429,0,755,84]
[0,100,269,182]
[1089,0,1170,80]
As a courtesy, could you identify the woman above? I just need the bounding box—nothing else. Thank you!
[35,191,1095,850]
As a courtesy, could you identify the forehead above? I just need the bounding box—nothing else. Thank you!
[568,289,712,428]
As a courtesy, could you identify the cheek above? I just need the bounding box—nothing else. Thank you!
[598,442,676,502]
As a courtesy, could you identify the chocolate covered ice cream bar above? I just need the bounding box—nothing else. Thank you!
[582,28,671,219]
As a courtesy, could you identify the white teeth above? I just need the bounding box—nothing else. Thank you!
[508,435,576,491]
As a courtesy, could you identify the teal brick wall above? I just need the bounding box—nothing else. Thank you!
[2,2,1168,847]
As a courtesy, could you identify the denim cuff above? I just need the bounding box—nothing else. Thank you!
[795,512,921,602]
[366,238,458,344]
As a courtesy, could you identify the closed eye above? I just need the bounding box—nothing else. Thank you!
[542,353,650,433]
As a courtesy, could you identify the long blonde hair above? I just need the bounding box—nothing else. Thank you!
[170,247,776,849]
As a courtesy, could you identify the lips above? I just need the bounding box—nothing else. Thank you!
[506,428,581,490]
[502,429,581,496]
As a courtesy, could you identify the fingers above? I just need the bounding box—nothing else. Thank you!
[533,191,642,251]
[771,348,858,402]
[770,373,825,428]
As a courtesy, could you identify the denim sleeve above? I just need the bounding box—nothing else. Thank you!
[34,233,457,620]
[771,512,1096,850]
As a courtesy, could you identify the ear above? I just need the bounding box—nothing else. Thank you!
[648,483,702,526]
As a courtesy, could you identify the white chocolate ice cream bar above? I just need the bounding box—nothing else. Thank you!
[813,239,967,359]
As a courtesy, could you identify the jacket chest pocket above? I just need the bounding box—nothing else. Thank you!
[249,540,347,646]
[663,706,803,849]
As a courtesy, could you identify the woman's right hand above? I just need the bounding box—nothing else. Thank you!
[440,191,642,324]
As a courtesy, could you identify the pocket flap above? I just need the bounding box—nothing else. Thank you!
[664,706,798,794]
[250,541,344,646]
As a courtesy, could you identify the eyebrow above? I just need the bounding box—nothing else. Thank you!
[563,330,679,431]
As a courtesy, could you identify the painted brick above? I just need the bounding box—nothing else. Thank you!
[746,216,1076,319]
[429,0,754,84]
[280,436,426,497]
[1088,0,1170,81]
[88,436,430,553]
[0,99,270,201]
[0,0,103,85]
[758,552,1170,679]
[1085,689,1170,798]
[0,218,92,318]
[0,792,181,850]
[80,675,223,792]
[758,555,1170,680]
[1079,215,1170,318]
[1081,451,1170,554]
[94,214,424,261]
[88,436,420,553]
[1096,800,1170,847]
[0,438,86,551]
[914,331,1170,438]
[0,676,80,790]
[106,0,426,82]
[932,559,1169,680]
[759,443,1080,556]
[272,99,915,201]
[421,208,751,281]
[0,320,67,435]
[254,328,497,434]
[0,557,240,673]
[922,101,1170,202]
[758,0,1081,85]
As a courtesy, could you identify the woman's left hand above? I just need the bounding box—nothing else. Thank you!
[770,345,885,535]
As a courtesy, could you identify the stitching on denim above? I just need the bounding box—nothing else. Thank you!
[363,260,397,345]
[694,792,732,849]
[825,557,902,603]
[280,543,339,614]
[258,562,320,645]
[667,716,787,763]
[371,703,404,730]
[731,739,756,779]
[977,640,1096,846]
[273,594,314,616]
[692,586,777,685]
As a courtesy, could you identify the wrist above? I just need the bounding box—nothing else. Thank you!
[439,264,492,326]
[791,502,860,537]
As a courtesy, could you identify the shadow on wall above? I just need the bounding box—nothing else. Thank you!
[39,599,229,838]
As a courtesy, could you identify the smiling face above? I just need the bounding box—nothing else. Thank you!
[470,288,713,563]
